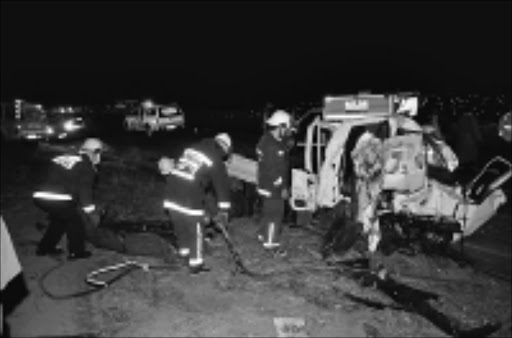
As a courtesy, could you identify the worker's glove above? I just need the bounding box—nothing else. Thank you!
[214,211,230,228]
[158,157,175,175]
[86,210,101,228]
[281,188,290,200]
[202,212,213,226]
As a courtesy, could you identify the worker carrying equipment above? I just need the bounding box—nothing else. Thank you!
[32,138,105,260]
[162,133,233,274]
[256,110,293,253]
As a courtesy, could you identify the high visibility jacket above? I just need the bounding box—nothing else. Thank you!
[32,153,97,213]
[163,138,231,216]
[256,131,289,199]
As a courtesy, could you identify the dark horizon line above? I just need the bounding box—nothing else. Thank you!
[1,86,511,108]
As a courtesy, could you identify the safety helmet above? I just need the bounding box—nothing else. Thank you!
[215,133,232,154]
[79,138,103,154]
[266,110,291,128]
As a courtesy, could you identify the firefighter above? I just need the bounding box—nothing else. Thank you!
[256,110,292,255]
[33,138,104,260]
[162,133,232,274]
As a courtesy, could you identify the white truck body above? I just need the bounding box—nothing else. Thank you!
[124,102,185,135]
[291,93,404,211]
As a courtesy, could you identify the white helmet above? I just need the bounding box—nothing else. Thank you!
[79,138,103,154]
[215,133,232,154]
[266,110,291,128]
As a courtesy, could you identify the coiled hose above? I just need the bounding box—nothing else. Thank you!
[39,259,179,300]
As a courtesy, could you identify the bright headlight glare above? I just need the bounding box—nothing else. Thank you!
[63,120,81,131]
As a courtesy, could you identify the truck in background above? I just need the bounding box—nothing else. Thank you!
[1,100,88,142]
[1,99,53,141]
[123,100,185,136]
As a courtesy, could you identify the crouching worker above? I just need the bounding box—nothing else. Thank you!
[160,133,233,275]
[32,138,104,260]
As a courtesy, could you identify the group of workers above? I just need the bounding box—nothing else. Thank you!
[32,109,295,275]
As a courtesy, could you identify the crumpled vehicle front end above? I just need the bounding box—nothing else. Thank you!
[350,125,510,255]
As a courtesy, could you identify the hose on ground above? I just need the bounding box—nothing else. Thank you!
[39,259,179,300]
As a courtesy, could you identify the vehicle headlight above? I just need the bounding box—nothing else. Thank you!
[63,120,81,132]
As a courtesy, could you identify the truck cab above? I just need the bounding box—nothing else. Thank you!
[123,100,185,136]
[290,93,421,215]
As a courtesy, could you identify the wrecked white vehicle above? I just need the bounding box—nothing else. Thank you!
[289,93,511,258]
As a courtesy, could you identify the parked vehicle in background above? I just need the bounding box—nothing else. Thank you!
[1,100,90,142]
[123,100,185,136]
[1,99,54,141]
[46,113,87,141]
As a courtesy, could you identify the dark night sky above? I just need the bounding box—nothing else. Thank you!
[1,1,511,108]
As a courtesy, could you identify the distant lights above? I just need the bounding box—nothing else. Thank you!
[14,99,22,118]
[142,100,154,108]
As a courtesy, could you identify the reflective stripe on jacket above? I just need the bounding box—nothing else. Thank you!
[256,132,289,198]
[33,153,97,211]
[165,138,231,213]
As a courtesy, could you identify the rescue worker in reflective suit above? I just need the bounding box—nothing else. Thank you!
[256,110,292,254]
[162,133,232,274]
[33,138,104,260]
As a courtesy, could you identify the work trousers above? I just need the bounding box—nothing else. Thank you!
[167,210,205,267]
[33,198,86,254]
[258,196,285,249]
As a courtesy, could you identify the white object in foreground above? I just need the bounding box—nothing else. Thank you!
[273,317,308,338]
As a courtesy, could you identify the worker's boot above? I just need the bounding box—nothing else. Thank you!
[189,264,211,275]
[176,248,191,266]
[36,246,64,256]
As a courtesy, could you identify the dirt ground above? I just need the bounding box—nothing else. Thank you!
[2,140,511,337]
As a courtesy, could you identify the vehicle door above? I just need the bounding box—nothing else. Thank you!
[290,116,328,211]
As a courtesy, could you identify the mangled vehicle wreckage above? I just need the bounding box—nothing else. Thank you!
[288,92,511,262]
